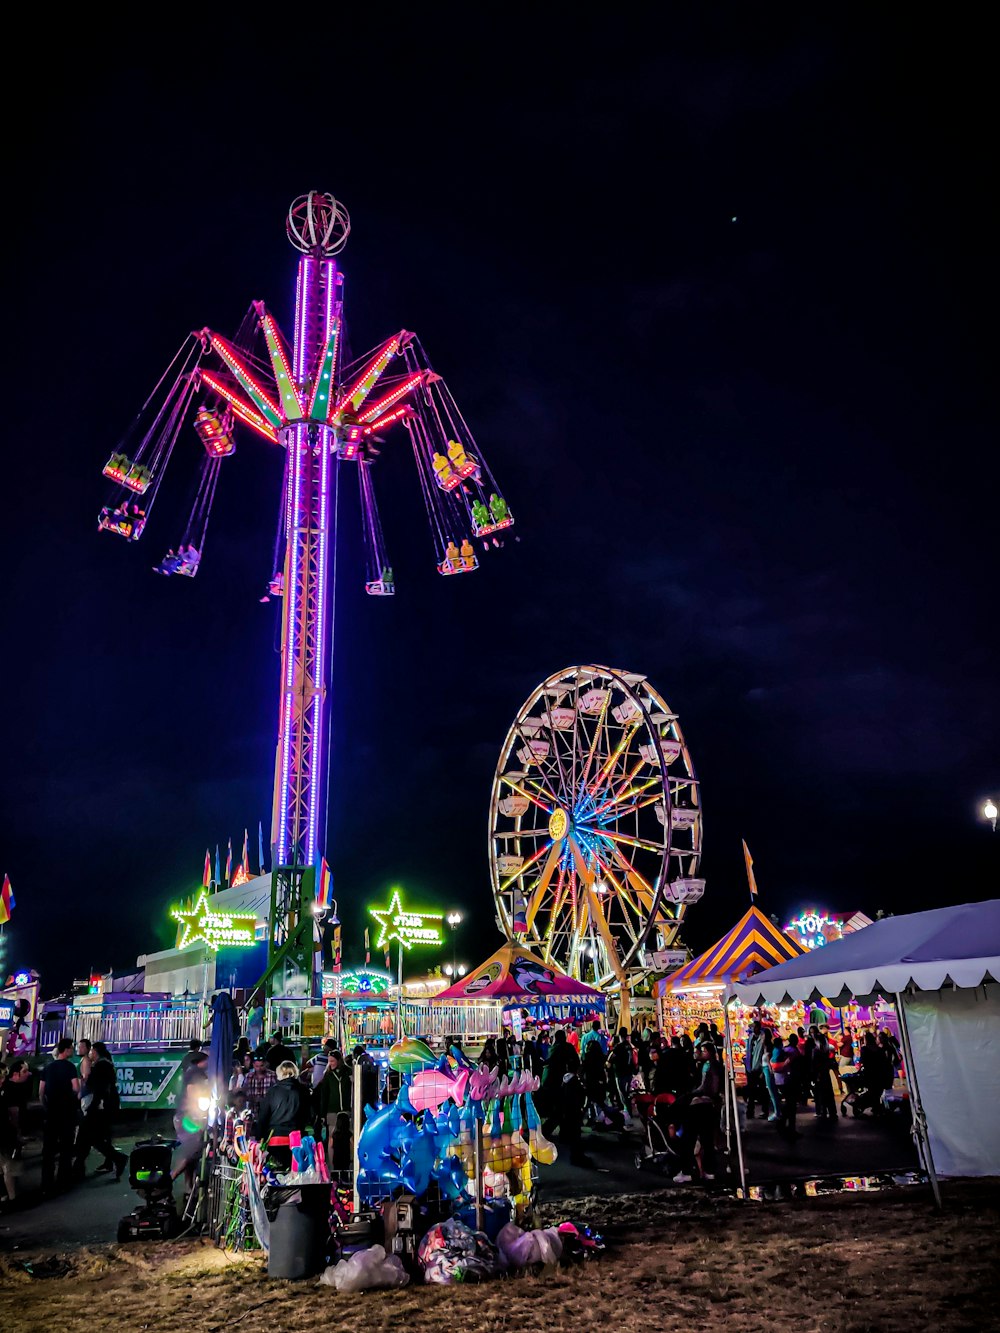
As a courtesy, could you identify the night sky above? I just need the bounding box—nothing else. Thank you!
[3,15,996,993]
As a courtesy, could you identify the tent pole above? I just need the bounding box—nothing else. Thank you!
[894,989,942,1211]
[722,998,747,1197]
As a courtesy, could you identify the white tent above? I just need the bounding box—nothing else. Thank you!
[729,898,1000,1193]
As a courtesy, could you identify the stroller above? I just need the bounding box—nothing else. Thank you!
[117,1135,181,1242]
[840,1070,887,1117]
[632,1092,683,1174]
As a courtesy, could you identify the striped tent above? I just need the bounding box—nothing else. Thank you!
[655,905,806,995]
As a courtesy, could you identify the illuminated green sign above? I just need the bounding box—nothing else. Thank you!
[172,890,258,951]
[369,888,443,951]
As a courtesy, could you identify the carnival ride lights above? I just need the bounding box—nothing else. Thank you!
[99,191,514,998]
[489,665,704,1021]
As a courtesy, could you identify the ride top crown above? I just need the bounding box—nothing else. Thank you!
[287,191,351,257]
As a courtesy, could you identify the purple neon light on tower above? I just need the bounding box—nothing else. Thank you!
[271,198,349,873]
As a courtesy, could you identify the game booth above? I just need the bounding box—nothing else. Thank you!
[729,897,1000,1205]
[655,906,807,1077]
[430,942,607,1040]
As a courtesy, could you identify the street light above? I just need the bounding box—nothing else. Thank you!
[985,799,998,833]
[447,911,462,974]
[444,963,467,979]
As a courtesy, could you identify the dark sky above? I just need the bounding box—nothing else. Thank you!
[3,14,996,992]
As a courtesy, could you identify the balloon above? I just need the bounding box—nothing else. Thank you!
[388,1036,437,1073]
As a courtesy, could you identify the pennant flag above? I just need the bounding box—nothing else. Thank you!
[512,889,528,935]
[332,923,342,973]
[317,858,333,911]
[0,874,14,925]
[225,838,233,886]
[258,821,266,875]
[742,839,759,899]
[241,828,250,879]
[365,927,370,966]
[214,845,221,887]
[202,849,211,888]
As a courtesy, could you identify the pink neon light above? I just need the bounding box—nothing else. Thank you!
[334,337,400,415]
[279,421,304,862]
[197,372,278,443]
[209,334,281,423]
[364,405,413,434]
[357,371,425,424]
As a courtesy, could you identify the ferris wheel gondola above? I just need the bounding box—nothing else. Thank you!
[489,665,704,1020]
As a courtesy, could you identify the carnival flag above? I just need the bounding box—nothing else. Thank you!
[742,839,759,899]
[258,821,266,875]
[317,858,333,911]
[365,927,370,966]
[214,845,221,887]
[0,874,14,925]
[240,828,250,879]
[225,838,233,886]
[202,849,212,888]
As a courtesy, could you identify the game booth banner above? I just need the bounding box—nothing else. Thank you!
[432,943,605,1027]
[655,906,807,1075]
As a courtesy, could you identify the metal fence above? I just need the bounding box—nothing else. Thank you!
[60,1001,205,1050]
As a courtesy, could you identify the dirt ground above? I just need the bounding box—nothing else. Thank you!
[1,1180,996,1333]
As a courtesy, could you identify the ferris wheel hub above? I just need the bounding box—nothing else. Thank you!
[548,807,569,841]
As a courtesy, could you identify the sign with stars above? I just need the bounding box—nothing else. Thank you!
[171,890,258,951]
[369,888,443,951]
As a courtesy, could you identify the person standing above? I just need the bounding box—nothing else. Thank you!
[76,1039,94,1095]
[40,1038,81,1194]
[744,1020,767,1119]
[673,1042,723,1182]
[171,1049,209,1190]
[760,1031,780,1120]
[313,1050,352,1171]
[610,1029,635,1108]
[811,1032,838,1120]
[242,1054,277,1117]
[264,1032,294,1071]
[772,1034,803,1138]
[541,1029,591,1167]
[79,1042,128,1178]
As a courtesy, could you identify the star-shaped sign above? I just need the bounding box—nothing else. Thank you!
[369,888,443,951]
[171,890,257,952]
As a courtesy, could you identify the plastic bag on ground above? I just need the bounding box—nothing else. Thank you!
[319,1244,410,1292]
[418,1216,500,1284]
[496,1221,563,1269]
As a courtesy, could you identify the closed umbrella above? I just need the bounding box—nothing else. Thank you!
[208,990,238,1102]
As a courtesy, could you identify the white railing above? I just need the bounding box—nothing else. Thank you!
[65,1000,205,1050]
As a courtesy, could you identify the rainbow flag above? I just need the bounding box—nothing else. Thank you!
[0,874,14,925]
[317,858,334,910]
[202,849,212,888]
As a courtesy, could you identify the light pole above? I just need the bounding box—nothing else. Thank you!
[447,911,462,975]
[984,799,998,833]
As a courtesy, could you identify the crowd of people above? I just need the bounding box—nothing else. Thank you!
[1,1011,906,1211]
[0,1037,128,1209]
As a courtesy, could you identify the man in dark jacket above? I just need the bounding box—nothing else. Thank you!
[314,1051,352,1171]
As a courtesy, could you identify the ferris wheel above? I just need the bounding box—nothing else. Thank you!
[488,665,705,1010]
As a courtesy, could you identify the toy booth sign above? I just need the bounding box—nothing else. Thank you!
[369,889,443,951]
[171,891,258,951]
[784,910,844,951]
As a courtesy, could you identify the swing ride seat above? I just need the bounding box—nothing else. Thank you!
[365,579,395,596]
[432,453,480,492]
[194,408,236,457]
[122,467,153,495]
[438,553,478,575]
[337,423,366,460]
[99,507,146,541]
[175,547,201,577]
[472,514,514,538]
[102,454,131,484]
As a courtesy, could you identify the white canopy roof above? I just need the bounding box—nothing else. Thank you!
[731,898,1000,1006]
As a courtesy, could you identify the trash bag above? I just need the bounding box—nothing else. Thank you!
[496,1221,563,1269]
[418,1216,500,1284]
[318,1244,410,1292]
